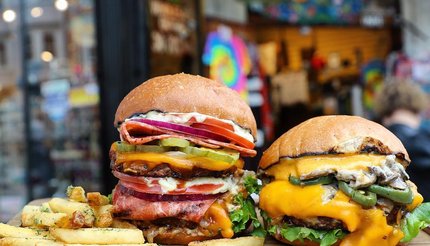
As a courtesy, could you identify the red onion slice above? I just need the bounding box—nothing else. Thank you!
[117,184,222,202]
[130,118,227,142]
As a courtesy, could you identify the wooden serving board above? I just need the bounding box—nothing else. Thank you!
[8,199,430,245]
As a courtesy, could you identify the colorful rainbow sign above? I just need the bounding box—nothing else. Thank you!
[203,31,251,100]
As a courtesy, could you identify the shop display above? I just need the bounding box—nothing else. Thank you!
[361,59,385,117]
[203,26,251,100]
[249,0,362,24]
[0,0,101,222]
[0,89,26,222]
[149,0,199,76]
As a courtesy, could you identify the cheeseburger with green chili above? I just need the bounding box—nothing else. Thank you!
[258,115,430,246]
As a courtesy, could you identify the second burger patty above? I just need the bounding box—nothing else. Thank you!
[283,216,347,231]
[112,162,237,179]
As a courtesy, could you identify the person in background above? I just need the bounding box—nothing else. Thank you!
[375,79,430,201]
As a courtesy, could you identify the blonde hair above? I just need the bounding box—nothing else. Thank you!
[374,78,429,118]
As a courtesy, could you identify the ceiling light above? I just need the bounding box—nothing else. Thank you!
[3,10,16,23]
[55,0,69,12]
[41,51,54,62]
[31,7,43,18]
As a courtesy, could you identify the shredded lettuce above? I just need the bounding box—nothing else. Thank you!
[276,225,346,246]
[401,202,430,242]
[229,193,266,237]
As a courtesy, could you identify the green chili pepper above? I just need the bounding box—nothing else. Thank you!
[338,181,377,207]
[368,184,413,204]
[289,175,334,186]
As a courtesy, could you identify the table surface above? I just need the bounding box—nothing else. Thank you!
[8,199,430,245]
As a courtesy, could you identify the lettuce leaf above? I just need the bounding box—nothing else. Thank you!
[229,193,266,237]
[277,225,346,246]
[244,175,261,194]
[401,202,430,242]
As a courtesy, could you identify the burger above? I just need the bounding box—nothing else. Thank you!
[258,115,430,246]
[110,74,263,244]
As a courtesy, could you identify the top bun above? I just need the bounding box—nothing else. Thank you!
[259,115,409,169]
[114,73,257,138]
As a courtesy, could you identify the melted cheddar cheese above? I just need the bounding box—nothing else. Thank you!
[407,182,424,211]
[260,180,404,246]
[260,154,423,246]
[115,152,244,171]
[205,202,234,238]
[266,154,387,180]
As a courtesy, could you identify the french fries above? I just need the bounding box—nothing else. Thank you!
[111,219,138,229]
[93,205,113,228]
[87,192,110,207]
[40,202,53,213]
[66,186,87,203]
[49,228,145,244]
[62,244,156,246]
[0,187,159,245]
[0,223,51,239]
[188,236,265,246]
[48,198,95,227]
[0,237,61,246]
[21,205,68,228]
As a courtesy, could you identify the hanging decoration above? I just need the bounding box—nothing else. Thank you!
[361,59,385,115]
[249,0,362,25]
[203,26,251,101]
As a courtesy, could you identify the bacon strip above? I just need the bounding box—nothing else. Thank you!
[112,184,216,222]
[120,121,257,157]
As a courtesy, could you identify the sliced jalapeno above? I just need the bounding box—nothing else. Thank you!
[289,175,334,186]
[368,185,413,204]
[338,181,377,207]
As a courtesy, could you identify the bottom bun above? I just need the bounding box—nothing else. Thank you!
[151,231,220,245]
[189,236,264,246]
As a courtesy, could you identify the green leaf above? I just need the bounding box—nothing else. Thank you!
[401,202,430,242]
[279,225,345,246]
[251,226,267,237]
[229,193,266,237]
[268,225,277,235]
[244,175,261,194]
[107,193,113,204]
[320,229,346,246]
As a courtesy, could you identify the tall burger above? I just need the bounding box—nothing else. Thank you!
[110,74,263,244]
[258,115,430,246]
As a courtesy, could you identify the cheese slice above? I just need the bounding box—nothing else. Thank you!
[407,182,424,211]
[205,202,234,238]
[266,154,387,180]
[260,180,404,246]
[115,152,243,171]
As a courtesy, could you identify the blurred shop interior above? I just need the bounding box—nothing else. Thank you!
[1,0,430,222]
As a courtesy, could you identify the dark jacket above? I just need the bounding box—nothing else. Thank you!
[388,123,430,201]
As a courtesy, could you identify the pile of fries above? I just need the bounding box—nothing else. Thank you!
[0,186,156,246]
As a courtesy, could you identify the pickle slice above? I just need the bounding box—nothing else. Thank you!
[116,142,136,152]
[135,145,168,153]
[204,148,240,164]
[179,146,239,164]
[160,138,190,148]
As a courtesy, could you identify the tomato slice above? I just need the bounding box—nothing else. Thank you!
[191,123,255,149]
[114,171,225,195]
[186,116,234,132]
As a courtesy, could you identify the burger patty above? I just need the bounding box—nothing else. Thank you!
[112,161,237,178]
[283,216,347,231]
